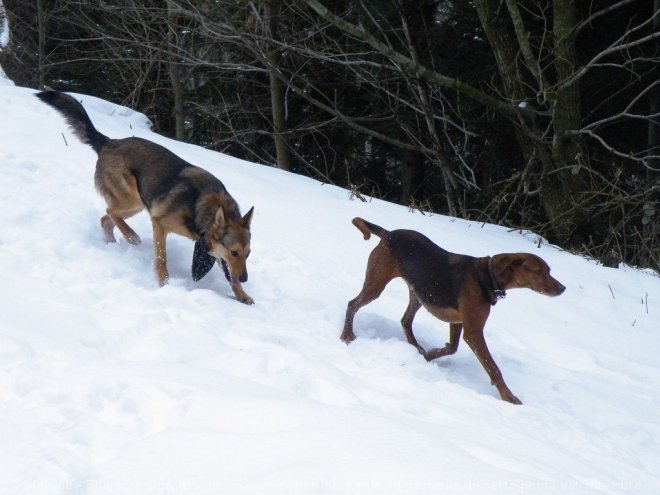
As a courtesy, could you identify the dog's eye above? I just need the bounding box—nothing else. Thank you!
[230,250,239,258]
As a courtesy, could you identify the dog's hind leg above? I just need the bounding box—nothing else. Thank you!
[101,214,118,243]
[98,169,143,245]
[401,288,425,354]
[341,242,399,343]
[101,206,143,245]
[424,323,463,361]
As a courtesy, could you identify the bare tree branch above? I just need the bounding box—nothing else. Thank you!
[299,0,529,120]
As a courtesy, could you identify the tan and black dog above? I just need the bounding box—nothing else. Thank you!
[36,90,254,304]
[342,217,565,404]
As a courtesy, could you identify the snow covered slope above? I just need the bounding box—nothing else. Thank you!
[1,83,659,494]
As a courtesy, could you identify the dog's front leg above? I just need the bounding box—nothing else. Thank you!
[463,324,522,405]
[152,221,169,286]
[230,281,254,305]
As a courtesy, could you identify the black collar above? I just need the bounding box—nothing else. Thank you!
[487,256,507,305]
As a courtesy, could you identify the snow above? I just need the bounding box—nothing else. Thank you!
[0,6,10,84]
[0,12,8,49]
[1,83,659,494]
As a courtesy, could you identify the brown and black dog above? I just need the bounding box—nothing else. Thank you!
[342,217,565,404]
[36,90,255,304]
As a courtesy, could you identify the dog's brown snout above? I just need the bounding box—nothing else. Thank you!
[552,280,566,296]
[228,262,248,284]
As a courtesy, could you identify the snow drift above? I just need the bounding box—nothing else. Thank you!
[1,83,659,494]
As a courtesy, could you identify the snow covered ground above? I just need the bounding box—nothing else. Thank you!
[1,81,659,494]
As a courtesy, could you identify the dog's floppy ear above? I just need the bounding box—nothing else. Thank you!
[192,238,217,281]
[242,206,254,227]
[492,254,524,281]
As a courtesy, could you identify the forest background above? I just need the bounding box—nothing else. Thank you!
[1,0,659,270]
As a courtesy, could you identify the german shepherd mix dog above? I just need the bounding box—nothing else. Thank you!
[36,91,255,304]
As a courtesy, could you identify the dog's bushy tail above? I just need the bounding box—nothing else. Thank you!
[35,90,108,154]
[352,217,389,240]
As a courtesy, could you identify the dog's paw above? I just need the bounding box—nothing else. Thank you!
[239,294,255,305]
[500,390,523,405]
[103,232,117,244]
[230,280,254,305]
[126,233,142,245]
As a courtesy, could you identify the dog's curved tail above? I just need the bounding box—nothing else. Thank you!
[35,90,108,154]
[352,217,389,240]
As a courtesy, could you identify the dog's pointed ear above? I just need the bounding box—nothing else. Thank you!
[192,238,217,281]
[214,207,225,228]
[242,206,254,227]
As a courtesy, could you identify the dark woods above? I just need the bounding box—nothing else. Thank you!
[3,0,659,271]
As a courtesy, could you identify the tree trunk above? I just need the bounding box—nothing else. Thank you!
[474,0,589,245]
[545,0,589,245]
[473,0,540,205]
[648,0,660,172]
[264,0,292,171]
[167,0,185,141]
[473,0,535,169]
[36,0,45,89]
[641,0,660,266]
